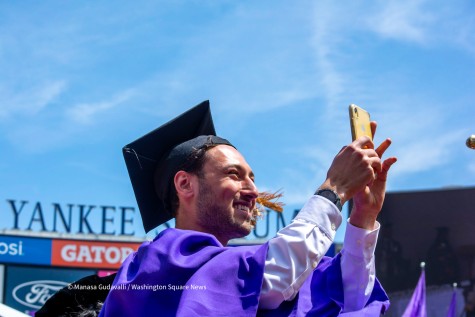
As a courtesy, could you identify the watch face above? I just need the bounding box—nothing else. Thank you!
[316,189,342,211]
[318,190,337,201]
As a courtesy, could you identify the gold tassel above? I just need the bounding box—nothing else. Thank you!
[250,190,285,226]
[256,190,284,212]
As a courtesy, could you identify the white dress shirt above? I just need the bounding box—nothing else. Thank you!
[259,195,380,312]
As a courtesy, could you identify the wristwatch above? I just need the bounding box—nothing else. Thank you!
[315,188,342,211]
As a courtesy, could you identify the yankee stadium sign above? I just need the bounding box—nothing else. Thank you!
[4,199,139,235]
[3,199,298,239]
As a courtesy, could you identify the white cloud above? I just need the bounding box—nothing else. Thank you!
[305,0,473,191]
[67,89,135,125]
[392,135,455,174]
[451,12,475,54]
[367,0,434,44]
[307,0,475,121]
[0,81,66,119]
[310,3,347,111]
[262,143,337,206]
[308,0,439,112]
[5,123,71,153]
[380,105,468,178]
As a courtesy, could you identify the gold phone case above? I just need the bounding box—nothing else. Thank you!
[349,104,372,141]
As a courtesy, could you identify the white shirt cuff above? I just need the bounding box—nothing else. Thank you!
[343,220,380,260]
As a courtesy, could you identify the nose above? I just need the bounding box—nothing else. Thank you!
[241,178,258,200]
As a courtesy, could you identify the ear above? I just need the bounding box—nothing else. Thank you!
[174,171,197,199]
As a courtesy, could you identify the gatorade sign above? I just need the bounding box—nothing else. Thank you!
[52,240,141,269]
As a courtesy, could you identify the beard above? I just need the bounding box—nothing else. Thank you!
[196,178,252,242]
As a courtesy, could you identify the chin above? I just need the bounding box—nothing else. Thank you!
[229,224,252,239]
[241,224,254,236]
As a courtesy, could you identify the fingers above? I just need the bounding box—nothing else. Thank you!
[337,145,347,155]
[354,135,374,149]
[368,155,383,174]
[357,147,383,183]
[383,157,397,171]
[376,157,398,181]
[354,123,392,175]
[375,138,392,158]
[349,138,382,174]
[370,121,377,138]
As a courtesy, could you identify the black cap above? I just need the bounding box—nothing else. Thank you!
[123,101,233,232]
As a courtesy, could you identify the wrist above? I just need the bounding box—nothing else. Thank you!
[317,181,347,206]
[315,187,343,211]
[349,207,378,230]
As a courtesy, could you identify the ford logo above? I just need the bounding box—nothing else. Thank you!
[12,280,68,309]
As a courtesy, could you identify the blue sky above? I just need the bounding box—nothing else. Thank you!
[1,1,474,242]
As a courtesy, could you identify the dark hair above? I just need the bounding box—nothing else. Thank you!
[166,144,217,215]
[74,302,103,317]
[35,274,114,317]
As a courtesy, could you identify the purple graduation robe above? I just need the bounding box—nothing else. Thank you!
[99,228,389,317]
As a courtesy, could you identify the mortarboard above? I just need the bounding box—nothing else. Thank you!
[123,101,233,232]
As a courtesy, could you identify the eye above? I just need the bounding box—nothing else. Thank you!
[227,169,240,178]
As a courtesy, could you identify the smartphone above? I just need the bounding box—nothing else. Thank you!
[349,104,372,141]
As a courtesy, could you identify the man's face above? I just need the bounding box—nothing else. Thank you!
[195,145,259,243]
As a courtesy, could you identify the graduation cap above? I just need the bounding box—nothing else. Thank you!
[123,101,233,232]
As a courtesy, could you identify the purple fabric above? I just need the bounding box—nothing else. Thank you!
[446,289,457,317]
[99,228,389,317]
[258,254,389,317]
[402,270,427,317]
[99,228,267,316]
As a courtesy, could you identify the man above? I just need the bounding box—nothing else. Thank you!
[94,101,397,316]
[84,101,397,316]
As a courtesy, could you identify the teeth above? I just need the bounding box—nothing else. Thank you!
[236,204,250,212]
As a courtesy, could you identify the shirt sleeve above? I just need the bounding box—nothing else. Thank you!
[340,220,380,312]
[259,195,342,309]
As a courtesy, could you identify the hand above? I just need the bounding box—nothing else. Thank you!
[319,122,397,229]
[349,122,397,229]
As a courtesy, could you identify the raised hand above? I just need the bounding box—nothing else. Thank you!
[319,122,397,230]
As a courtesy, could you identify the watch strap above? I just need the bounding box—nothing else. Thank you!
[315,188,343,211]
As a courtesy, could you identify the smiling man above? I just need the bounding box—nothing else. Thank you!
[177,145,259,245]
[97,101,397,316]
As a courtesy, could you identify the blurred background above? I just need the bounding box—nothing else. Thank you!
[0,1,474,316]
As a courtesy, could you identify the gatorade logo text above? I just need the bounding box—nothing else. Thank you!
[52,240,140,269]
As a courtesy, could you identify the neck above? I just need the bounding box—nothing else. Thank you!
[175,218,230,246]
